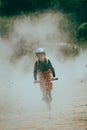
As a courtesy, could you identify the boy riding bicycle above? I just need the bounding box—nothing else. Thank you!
[33,48,56,101]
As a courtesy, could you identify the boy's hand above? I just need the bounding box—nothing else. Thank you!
[52,77,55,80]
[52,77,58,80]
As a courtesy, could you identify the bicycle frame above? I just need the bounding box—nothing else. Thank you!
[34,77,58,110]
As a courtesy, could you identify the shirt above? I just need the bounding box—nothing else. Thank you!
[34,58,55,80]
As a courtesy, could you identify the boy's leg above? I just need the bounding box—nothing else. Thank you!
[38,72,46,92]
[38,70,53,101]
[40,75,47,101]
[45,70,53,93]
[44,70,53,101]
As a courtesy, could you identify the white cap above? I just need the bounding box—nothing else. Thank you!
[35,48,45,54]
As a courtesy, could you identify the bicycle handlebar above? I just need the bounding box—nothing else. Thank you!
[34,77,58,84]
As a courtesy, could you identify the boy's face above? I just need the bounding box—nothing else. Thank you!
[37,53,45,62]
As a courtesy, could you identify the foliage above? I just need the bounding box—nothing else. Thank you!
[0,0,87,42]
[0,0,51,15]
[60,44,80,58]
[0,0,87,23]
[0,17,13,37]
[77,22,87,42]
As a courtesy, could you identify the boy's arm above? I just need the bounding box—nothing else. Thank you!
[34,61,37,80]
[48,60,56,77]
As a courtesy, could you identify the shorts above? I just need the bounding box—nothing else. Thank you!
[38,69,53,92]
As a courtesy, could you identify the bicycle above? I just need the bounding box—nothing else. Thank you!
[34,77,58,110]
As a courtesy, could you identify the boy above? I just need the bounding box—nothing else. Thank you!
[33,48,56,101]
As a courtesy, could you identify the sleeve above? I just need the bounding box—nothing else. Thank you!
[48,59,56,77]
[33,61,37,80]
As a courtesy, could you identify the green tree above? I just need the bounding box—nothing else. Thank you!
[77,22,87,41]
[0,0,51,15]
[54,0,87,22]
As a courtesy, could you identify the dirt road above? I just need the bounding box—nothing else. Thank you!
[0,80,87,130]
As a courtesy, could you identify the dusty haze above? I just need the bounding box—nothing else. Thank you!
[0,11,87,130]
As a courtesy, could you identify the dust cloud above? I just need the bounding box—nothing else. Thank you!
[0,11,87,116]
